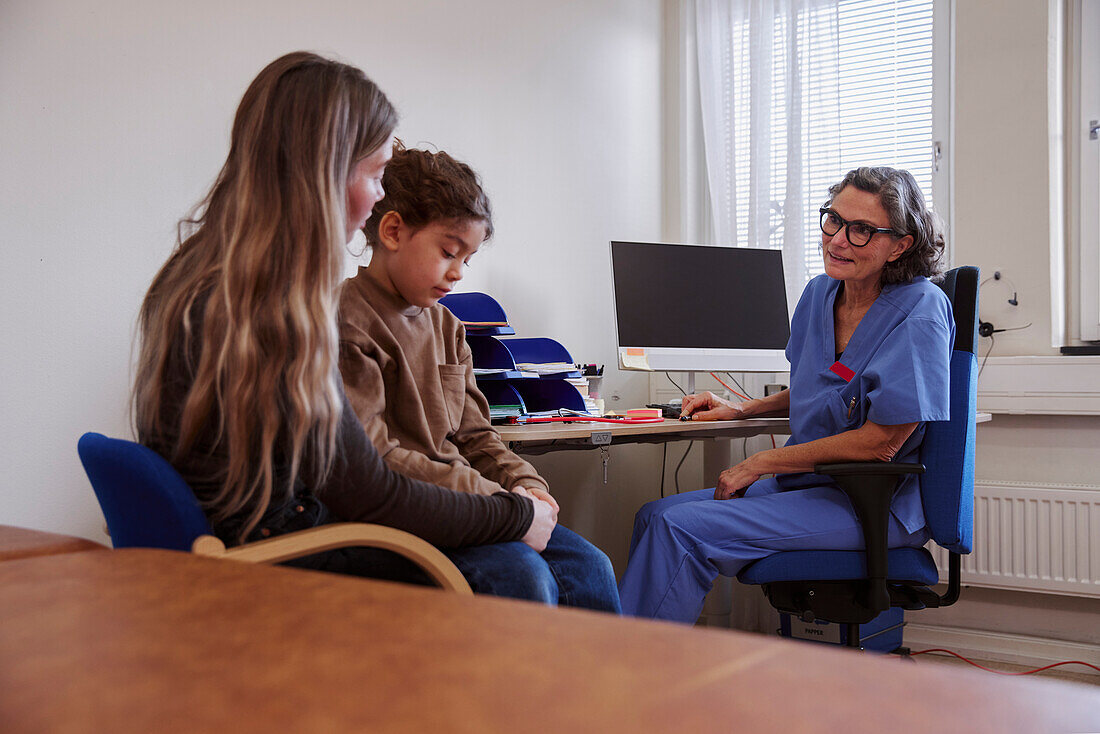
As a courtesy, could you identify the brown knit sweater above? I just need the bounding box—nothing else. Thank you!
[339,269,550,497]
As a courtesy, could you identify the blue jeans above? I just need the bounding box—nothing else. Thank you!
[444,525,621,613]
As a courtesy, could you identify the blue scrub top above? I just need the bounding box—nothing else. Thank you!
[779,274,954,533]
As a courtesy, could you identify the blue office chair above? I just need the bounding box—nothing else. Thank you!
[738,265,978,649]
[77,432,472,594]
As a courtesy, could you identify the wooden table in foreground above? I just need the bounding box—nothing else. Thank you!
[1,549,1094,733]
[0,524,106,562]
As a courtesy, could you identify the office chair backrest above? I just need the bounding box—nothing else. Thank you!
[78,432,214,551]
[919,266,979,554]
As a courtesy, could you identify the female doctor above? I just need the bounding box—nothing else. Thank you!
[618,166,954,622]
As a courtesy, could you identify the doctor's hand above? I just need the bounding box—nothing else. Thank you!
[714,459,763,500]
[681,391,751,422]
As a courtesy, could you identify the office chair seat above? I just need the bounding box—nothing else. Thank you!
[737,546,939,586]
[78,432,473,594]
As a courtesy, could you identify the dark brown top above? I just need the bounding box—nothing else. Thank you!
[141,298,533,549]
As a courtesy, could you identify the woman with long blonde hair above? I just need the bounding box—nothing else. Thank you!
[134,52,552,579]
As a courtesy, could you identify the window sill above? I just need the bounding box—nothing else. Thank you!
[977,355,1100,415]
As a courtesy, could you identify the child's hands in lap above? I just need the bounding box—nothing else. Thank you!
[512,486,558,552]
[515,485,559,513]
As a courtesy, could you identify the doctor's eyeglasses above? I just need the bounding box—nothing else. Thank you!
[819,208,899,247]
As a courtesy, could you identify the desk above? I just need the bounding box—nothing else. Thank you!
[1,549,1096,733]
[498,417,791,486]
[496,417,790,449]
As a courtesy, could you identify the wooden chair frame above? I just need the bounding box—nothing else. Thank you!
[191,523,472,594]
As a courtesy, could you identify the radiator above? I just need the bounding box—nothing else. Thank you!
[928,482,1100,598]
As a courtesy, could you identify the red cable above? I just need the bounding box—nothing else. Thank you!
[508,415,665,425]
[909,648,1100,676]
[708,372,751,401]
[701,372,777,447]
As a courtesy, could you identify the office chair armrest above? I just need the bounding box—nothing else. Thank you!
[192,523,472,595]
[813,462,926,614]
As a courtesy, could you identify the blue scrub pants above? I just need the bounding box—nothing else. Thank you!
[444,525,622,613]
[618,479,929,623]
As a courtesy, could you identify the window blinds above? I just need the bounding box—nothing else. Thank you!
[723,0,935,283]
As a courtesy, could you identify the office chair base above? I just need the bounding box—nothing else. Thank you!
[778,608,905,653]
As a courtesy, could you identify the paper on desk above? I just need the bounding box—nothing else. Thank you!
[514,362,576,375]
[619,348,652,371]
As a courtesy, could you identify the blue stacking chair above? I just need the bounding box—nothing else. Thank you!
[77,432,472,594]
[738,266,978,649]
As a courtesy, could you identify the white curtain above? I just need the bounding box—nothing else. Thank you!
[694,0,841,305]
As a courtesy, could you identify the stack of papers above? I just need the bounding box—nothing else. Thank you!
[513,362,577,376]
[488,404,523,420]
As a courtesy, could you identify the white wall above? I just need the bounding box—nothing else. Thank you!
[953,0,1060,354]
[0,0,664,547]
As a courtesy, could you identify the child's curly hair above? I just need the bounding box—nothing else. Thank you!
[362,140,493,244]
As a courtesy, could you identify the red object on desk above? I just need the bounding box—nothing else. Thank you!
[506,415,665,425]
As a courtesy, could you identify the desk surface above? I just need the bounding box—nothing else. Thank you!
[497,414,991,444]
[497,417,790,443]
[1,549,1095,733]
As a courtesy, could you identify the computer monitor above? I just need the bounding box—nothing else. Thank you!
[610,241,791,373]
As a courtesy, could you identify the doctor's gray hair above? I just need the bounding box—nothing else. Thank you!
[825,167,945,285]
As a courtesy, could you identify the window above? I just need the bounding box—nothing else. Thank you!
[1075,0,1100,341]
[694,0,951,290]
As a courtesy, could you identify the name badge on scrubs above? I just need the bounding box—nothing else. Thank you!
[829,361,855,382]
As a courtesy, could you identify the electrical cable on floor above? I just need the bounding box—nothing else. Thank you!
[674,441,695,494]
[909,648,1100,676]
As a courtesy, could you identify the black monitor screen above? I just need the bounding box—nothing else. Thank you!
[611,241,790,350]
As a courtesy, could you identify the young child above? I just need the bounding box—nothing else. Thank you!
[338,142,620,612]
